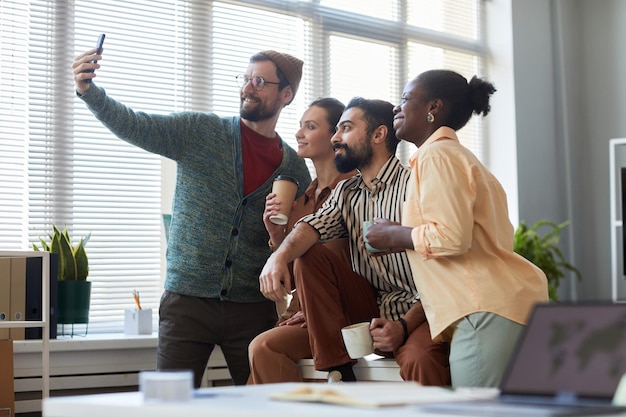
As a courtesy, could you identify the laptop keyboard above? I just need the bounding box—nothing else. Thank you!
[418,400,625,417]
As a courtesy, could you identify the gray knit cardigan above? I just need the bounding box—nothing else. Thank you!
[79,85,311,302]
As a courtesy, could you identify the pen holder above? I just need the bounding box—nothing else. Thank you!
[124,308,153,335]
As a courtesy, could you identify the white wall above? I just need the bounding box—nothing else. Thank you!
[578,0,626,300]
[506,0,626,300]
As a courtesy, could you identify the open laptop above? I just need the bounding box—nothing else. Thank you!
[420,302,626,416]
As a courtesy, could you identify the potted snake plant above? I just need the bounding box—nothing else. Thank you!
[33,225,91,327]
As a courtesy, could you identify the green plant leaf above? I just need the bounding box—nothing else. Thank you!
[514,219,581,302]
[74,235,90,281]
[58,227,77,281]
[34,225,90,282]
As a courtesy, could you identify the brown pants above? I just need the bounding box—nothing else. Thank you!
[158,291,277,387]
[248,322,310,384]
[248,244,450,385]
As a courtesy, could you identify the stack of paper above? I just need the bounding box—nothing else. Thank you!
[270,382,498,408]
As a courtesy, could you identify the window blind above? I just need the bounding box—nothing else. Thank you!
[0,0,485,333]
[1,0,30,250]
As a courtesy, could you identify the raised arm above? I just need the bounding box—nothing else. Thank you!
[72,48,103,95]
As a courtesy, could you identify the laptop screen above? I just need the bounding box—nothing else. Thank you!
[500,302,626,400]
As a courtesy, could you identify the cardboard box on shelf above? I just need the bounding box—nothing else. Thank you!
[9,257,26,340]
[0,340,14,416]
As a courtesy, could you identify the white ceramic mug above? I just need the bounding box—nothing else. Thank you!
[341,321,374,359]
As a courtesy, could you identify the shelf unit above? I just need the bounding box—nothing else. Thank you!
[0,250,50,399]
[610,138,626,301]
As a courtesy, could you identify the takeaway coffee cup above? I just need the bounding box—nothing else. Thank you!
[269,175,299,225]
[341,322,374,359]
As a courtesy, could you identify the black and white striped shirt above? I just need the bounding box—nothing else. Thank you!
[300,156,418,320]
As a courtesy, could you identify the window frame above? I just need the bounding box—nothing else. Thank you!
[1,0,486,334]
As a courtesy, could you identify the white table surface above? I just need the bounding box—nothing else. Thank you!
[42,382,626,417]
[43,382,498,417]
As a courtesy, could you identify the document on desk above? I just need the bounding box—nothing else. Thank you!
[270,382,497,408]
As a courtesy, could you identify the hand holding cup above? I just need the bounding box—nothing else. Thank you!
[269,175,299,225]
[363,220,389,253]
[341,322,374,359]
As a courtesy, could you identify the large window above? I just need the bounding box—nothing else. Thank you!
[0,0,485,333]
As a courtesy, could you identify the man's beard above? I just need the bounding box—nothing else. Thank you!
[240,96,281,122]
[333,142,374,173]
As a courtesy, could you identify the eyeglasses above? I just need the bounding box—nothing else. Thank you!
[236,75,280,91]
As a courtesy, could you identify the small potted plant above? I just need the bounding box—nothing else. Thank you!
[33,225,91,326]
[513,220,582,301]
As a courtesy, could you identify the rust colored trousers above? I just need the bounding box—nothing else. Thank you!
[248,244,450,385]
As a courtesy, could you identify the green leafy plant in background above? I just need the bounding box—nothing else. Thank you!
[513,220,582,301]
[32,225,90,281]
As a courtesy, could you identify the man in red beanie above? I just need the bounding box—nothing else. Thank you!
[72,48,311,386]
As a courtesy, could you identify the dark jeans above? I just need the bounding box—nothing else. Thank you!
[157,291,277,386]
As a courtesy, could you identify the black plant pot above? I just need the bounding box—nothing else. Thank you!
[57,280,91,324]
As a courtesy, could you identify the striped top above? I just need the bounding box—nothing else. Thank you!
[300,156,418,320]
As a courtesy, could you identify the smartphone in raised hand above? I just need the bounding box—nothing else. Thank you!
[85,33,105,83]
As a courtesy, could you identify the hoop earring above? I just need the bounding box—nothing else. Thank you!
[426,112,435,123]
